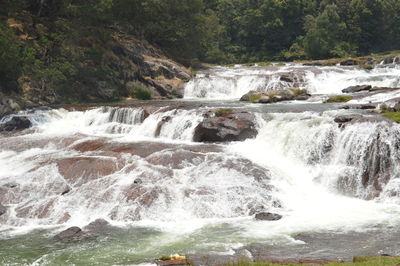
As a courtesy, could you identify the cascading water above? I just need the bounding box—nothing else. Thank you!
[184,64,400,100]
[2,63,400,265]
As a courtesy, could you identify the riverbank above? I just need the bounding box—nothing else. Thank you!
[224,256,400,265]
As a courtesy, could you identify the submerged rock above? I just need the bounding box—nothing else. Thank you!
[84,219,110,232]
[342,85,372,93]
[53,226,89,241]
[0,203,6,216]
[0,116,32,131]
[193,111,257,142]
[255,212,282,221]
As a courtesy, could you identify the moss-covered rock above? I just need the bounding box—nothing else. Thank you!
[240,88,310,104]
[325,95,353,103]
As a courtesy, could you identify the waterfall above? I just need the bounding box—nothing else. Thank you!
[184,65,400,99]
[230,112,400,202]
[184,66,306,99]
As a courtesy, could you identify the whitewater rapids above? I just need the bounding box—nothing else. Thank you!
[1,63,400,264]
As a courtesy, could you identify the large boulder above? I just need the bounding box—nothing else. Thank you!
[193,111,258,142]
[240,88,310,103]
[341,104,376,110]
[53,226,89,241]
[342,85,372,93]
[0,116,32,131]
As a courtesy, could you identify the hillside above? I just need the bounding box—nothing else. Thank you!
[0,3,191,117]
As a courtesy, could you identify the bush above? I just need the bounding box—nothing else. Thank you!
[134,87,152,100]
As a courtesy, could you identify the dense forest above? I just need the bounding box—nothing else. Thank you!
[0,0,399,102]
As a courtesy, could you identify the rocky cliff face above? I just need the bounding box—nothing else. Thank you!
[0,13,191,118]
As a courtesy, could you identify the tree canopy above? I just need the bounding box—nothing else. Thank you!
[0,0,399,65]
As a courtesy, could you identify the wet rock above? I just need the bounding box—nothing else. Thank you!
[369,86,398,92]
[155,116,172,137]
[393,102,400,112]
[334,115,357,124]
[53,226,89,241]
[341,104,376,110]
[255,212,282,221]
[342,85,372,93]
[0,203,6,216]
[193,111,257,142]
[134,178,143,184]
[279,73,295,83]
[61,186,71,195]
[57,157,121,185]
[0,116,32,131]
[340,59,357,66]
[84,219,110,232]
[383,56,400,64]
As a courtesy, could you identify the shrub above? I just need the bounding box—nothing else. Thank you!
[134,87,152,100]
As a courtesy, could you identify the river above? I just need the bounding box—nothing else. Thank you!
[1,63,400,265]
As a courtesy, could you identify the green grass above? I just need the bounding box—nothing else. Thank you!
[215,108,233,117]
[326,95,353,103]
[382,112,400,123]
[225,256,400,265]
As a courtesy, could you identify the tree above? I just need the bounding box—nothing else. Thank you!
[302,4,350,59]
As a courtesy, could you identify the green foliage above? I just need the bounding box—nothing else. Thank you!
[215,108,233,117]
[134,87,152,100]
[0,25,24,92]
[1,0,400,105]
[326,95,353,103]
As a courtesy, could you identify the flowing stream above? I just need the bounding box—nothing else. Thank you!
[1,64,400,265]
